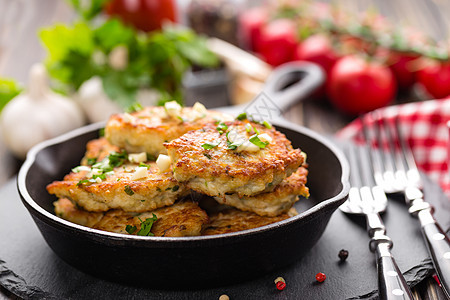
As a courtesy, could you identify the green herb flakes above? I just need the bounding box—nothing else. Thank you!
[249,134,269,149]
[236,112,247,120]
[216,122,228,134]
[124,185,134,196]
[125,225,137,234]
[172,185,179,192]
[203,153,212,159]
[136,214,157,236]
[139,162,151,169]
[262,120,272,129]
[201,141,220,150]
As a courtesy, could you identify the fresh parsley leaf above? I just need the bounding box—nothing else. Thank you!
[0,78,22,112]
[107,150,128,167]
[125,225,137,234]
[249,134,269,149]
[124,185,134,196]
[136,214,157,236]
[67,0,110,21]
[201,141,219,150]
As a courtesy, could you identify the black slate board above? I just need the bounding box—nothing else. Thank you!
[1,173,449,299]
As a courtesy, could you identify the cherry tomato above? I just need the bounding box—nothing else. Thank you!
[388,50,419,91]
[104,0,177,32]
[239,7,268,53]
[294,34,340,98]
[327,55,396,115]
[294,34,339,76]
[417,59,450,99]
[258,19,298,66]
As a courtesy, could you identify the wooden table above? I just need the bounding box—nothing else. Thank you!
[0,0,448,299]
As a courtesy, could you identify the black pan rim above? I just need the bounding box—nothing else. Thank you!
[17,120,350,244]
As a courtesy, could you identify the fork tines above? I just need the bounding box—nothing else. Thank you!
[360,112,421,194]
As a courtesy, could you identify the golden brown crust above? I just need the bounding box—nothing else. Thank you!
[105,106,232,156]
[54,198,209,237]
[47,138,186,212]
[80,137,120,166]
[213,166,309,216]
[165,120,305,197]
[47,161,185,212]
[202,207,297,235]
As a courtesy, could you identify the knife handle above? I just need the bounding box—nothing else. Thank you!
[418,210,450,298]
[375,242,414,300]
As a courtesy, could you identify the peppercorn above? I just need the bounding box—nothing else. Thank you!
[315,272,326,283]
[338,249,349,261]
[274,277,286,291]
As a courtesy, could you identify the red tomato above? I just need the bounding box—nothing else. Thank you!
[239,7,268,52]
[105,0,177,32]
[388,51,419,91]
[294,34,339,76]
[327,55,396,115]
[258,19,298,66]
[417,59,450,99]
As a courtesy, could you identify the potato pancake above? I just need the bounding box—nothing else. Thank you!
[202,207,297,235]
[213,166,309,217]
[54,198,209,237]
[105,103,232,157]
[165,120,305,197]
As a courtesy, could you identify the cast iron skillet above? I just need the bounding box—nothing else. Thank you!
[17,62,350,289]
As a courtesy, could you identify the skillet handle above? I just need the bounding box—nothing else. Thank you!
[261,61,325,113]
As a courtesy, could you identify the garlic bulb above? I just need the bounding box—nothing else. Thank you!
[0,63,85,159]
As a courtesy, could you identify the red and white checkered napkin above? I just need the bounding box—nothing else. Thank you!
[337,97,450,198]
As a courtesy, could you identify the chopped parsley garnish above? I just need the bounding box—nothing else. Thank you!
[226,131,244,150]
[236,112,247,120]
[216,122,228,134]
[124,185,134,195]
[201,141,220,150]
[99,128,105,137]
[139,162,151,169]
[136,214,157,236]
[249,134,269,149]
[107,150,128,167]
[125,225,137,234]
[86,157,97,165]
[126,102,143,113]
[203,153,212,159]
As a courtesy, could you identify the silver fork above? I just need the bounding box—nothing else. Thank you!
[362,114,450,298]
[340,144,414,300]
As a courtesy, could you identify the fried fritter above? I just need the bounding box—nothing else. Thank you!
[213,166,309,217]
[202,207,298,235]
[54,198,209,237]
[105,105,232,157]
[165,120,305,197]
[47,161,185,212]
[80,137,120,166]
[47,137,186,212]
